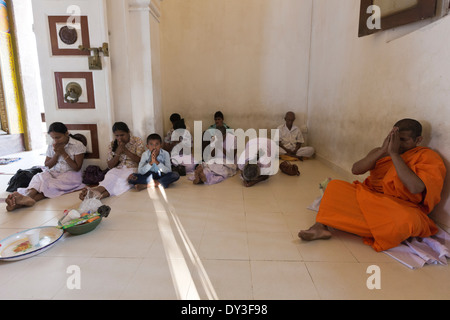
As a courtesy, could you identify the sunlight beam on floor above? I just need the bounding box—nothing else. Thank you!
[147,185,218,300]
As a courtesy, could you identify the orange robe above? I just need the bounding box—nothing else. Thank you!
[316,147,447,252]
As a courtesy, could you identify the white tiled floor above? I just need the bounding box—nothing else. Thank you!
[1,151,450,300]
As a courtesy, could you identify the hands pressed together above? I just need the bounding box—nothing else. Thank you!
[381,127,401,157]
[53,142,67,157]
[149,148,160,166]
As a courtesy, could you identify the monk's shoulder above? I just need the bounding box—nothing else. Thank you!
[414,147,444,164]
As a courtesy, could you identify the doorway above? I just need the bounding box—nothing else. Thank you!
[1,0,47,156]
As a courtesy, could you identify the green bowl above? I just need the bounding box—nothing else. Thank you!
[64,217,102,235]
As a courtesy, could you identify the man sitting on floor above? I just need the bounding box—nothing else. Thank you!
[298,119,447,252]
[278,111,315,160]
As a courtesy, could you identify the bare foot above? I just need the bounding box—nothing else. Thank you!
[14,192,36,207]
[193,166,202,184]
[79,188,103,200]
[135,184,147,191]
[6,194,22,211]
[193,165,206,183]
[6,192,35,211]
[135,180,160,191]
[198,169,207,183]
[79,188,88,200]
[298,223,332,241]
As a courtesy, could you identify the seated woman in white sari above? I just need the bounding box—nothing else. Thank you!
[79,122,145,200]
[6,122,86,211]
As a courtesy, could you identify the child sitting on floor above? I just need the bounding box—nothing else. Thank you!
[163,113,182,153]
[128,133,180,190]
[170,118,196,176]
[209,111,231,129]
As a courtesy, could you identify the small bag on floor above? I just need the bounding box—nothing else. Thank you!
[279,161,300,176]
[6,166,43,192]
[82,165,108,185]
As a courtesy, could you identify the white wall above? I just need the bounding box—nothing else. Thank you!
[307,0,450,230]
[160,0,313,134]
[107,0,164,140]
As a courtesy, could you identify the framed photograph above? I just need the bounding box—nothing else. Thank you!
[48,15,90,56]
[66,124,99,159]
[54,72,95,109]
[358,0,438,37]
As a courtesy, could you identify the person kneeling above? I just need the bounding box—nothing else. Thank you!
[128,134,180,190]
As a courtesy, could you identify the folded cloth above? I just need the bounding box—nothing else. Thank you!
[280,155,299,162]
[383,227,450,269]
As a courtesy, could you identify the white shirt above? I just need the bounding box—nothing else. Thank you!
[46,137,86,173]
[277,124,305,150]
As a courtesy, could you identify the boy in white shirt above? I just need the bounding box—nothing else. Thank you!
[277,112,315,160]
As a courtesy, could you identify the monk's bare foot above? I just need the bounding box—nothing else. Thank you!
[298,223,332,241]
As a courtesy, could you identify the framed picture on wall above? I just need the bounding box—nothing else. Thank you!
[54,72,95,109]
[48,15,90,56]
[65,124,99,159]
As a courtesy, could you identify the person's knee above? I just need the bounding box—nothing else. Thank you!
[171,172,180,182]
[297,146,315,157]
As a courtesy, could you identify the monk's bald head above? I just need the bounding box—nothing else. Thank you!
[394,119,422,140]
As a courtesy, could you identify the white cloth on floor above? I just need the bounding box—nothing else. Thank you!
[383,227,450,269]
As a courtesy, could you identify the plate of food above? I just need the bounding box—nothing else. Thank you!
[0,226,64,261]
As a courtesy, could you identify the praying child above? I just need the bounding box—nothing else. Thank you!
[128,134,180,190]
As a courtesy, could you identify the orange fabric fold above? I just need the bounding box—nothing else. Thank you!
[316,147,447,252]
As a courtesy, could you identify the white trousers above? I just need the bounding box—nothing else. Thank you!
[279,146,315,158]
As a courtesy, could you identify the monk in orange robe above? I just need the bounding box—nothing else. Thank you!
[299,119,447,252]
